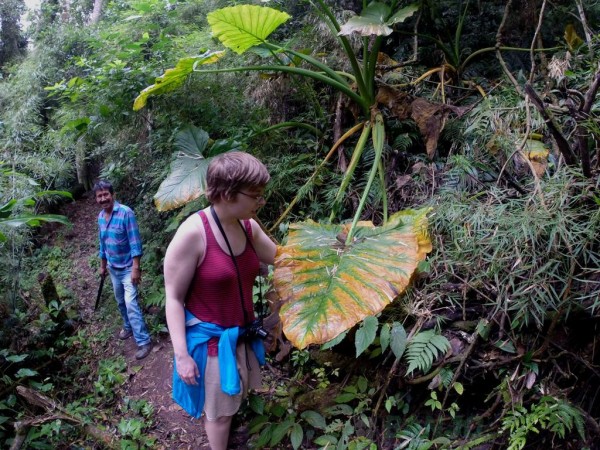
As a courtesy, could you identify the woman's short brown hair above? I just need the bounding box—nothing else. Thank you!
[205,151,270,203]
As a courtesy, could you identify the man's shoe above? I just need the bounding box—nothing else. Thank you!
[135,343,153,360]
[119,329,133,340]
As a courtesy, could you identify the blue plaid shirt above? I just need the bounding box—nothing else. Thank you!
[98,201,143,269]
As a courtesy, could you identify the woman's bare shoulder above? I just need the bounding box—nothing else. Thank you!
[168,212,205,249]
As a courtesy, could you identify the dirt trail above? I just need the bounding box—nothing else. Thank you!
[58,193,217,449]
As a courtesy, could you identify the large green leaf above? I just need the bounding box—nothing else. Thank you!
[387,3,420,26]
[153,126,242,211]
[338,2,419,36]
[274,209,432,349]
[207,5,291,55]
[0,214,70,228]
[0,213,70,243]
[153,126,210,211]
[133,51,225,111]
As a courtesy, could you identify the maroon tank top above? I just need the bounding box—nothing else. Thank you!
[185,211,259,354]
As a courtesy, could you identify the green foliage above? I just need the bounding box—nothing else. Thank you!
[263,151,338,226]
[94,356,127,401]
[1,1,599,449]
[118,415,157,449]
[338,3,418,37]
[405,329,450,375]
[134,0,422,229]
[425,391,442,411]
[501,396,585,450]
[426,169,600,328]
[0,192,71,242]
[354,316,378,357]
[396,422,451,450]
[247,373,382,449]
[386,322,408,359]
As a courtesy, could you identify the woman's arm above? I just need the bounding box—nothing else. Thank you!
[250,219,277,266]
[164,214,205,385]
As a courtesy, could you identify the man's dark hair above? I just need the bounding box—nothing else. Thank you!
[93,180,114,194]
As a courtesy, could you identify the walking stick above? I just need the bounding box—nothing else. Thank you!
[94,274,106,311]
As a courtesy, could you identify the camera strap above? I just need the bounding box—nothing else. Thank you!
[209,206,261,326]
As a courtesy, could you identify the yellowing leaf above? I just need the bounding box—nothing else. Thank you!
[524,139,549,161]
[133,51,225,111]
[524,139,550,176]
[274,209,432,349]
[564,24,583,51]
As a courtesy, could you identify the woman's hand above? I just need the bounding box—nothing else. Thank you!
[176,354,200,385]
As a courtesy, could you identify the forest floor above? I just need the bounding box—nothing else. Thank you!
[52,193,252,449]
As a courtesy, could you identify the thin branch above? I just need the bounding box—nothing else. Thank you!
[434,311,498,436]
[528,0,548,83]
[524,83,577,165]
[495,0,522,95]
[517,91,545,205]
[410,7,421,63]
[573,62,600,177]
[575,0,593,44]
[581,62,600,115]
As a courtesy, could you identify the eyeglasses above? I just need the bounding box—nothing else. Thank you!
[237,191,266,202]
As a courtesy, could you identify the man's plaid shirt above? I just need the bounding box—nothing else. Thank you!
[98,201,142,269]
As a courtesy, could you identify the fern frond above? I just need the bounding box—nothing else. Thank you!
[405,330,450,375]
[501,396,585,450]
[392,132,414,152]
[538,396,585,440]
[438,367,454,388]
[397,423,432,450]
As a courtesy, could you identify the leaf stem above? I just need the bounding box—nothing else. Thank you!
[194,65,370,112]
[329,121,372,222]
[346,113,385,244]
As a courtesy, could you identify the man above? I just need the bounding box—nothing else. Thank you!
[94,180,152,360]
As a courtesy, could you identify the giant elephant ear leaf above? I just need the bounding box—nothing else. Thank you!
[207,5,291,55]
[153,126,210,211]
[274,208,432,349]
[338,2,418,37]
[153,127,241,211]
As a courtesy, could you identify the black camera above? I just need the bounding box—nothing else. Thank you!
[246,318,269,340]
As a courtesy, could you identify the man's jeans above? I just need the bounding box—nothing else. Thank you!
[108,266,151,346]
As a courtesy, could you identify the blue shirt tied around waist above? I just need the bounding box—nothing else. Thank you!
[172,309,266,419]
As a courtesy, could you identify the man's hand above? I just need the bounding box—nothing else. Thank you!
[99,266,107,279]
[131,267,141,285]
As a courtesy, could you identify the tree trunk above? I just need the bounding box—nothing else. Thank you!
[89,0,104,25]
[0,0,26,67]
[75,140,92,191]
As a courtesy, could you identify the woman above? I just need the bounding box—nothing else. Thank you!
[164,152,277,450]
